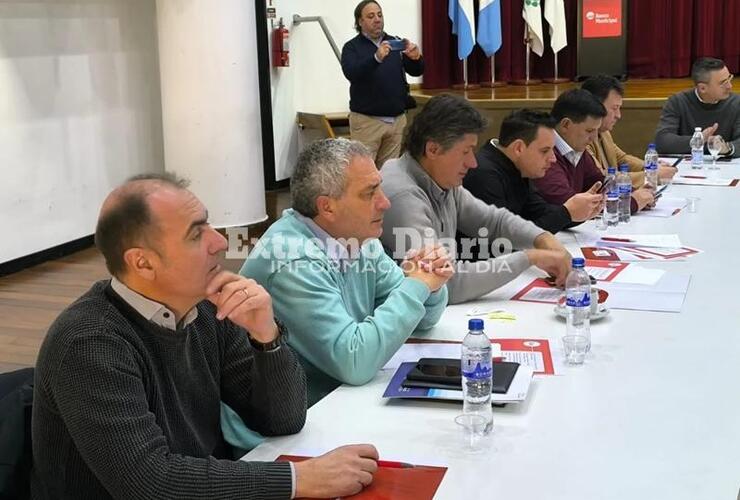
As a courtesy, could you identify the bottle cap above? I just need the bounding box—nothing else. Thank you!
[619,164,628,172]
[695,127,702,132]
[468,318,484,330]
[571,257,585,268]
[607,166,616,174]
[648,143,655,149]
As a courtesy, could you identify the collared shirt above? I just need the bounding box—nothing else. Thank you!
[554,130,584,167]
[110,277,198,331]
[695,88,719,105]
[293,212,358,272]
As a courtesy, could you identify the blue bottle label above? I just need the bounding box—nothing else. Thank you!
[566,292,590,307]
[462,361,492,380]
[618,185,631,195]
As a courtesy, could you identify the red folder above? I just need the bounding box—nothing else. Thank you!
[276,455,447,499]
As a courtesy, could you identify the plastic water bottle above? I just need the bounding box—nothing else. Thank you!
[644,143,659,188]
[617,164,632,223]
[566,258,591,352]
[690,127,704,170]
[604,166,619,227]
[461,318,493,435]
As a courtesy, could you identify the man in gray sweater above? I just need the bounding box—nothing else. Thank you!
[31,174,378,499]
[381,94,572,304]
[655,57,739,158]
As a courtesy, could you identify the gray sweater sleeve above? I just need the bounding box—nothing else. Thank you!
[381,187,544,305]
[51,332,295,500]
[730,108,740,158]
[220,320,307,437]
[655,94,690,154]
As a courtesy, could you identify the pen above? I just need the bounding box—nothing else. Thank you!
[681,175,707,179]
[601,237,634,242]
[377,460,415,469]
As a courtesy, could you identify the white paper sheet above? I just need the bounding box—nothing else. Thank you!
[672,175,735,186]
[636,197,688,218]
[610,266,665,286]
[575,232,682,249]
[518,286,563,303]
[599,273,691,313]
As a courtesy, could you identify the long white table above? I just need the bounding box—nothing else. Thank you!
[244,161,740,499]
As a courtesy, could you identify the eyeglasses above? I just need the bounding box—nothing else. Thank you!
[699,74,733,87]
[719,74,734,86]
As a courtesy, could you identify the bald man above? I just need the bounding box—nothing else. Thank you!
[31,173,379,500]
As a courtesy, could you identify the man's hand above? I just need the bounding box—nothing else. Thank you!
[205,271,277,343]
[402,244,454,292]
[526,249,571,287]
[702,123,719,142]
[564,184,605,222]
[402,39,422,60]
[294,444,379,498]
[712,135,732,155]
[375,42,391,62]
[657,162,677,180]
[632,187,655,211]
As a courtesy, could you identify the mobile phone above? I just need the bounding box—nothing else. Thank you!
[417,361,460,378]
[387,39,406,51]
[597,179,614,194]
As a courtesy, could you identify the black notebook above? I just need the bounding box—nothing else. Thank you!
[402,357,519,394]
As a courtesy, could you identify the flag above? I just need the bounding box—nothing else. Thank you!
[448,0,476,60]
[544,0,567,54]
[477,0,502,57]
[522,0,545,57]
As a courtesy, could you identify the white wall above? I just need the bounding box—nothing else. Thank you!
[0,0,163,264]
[156,0,267,228]
[268,0,422,181]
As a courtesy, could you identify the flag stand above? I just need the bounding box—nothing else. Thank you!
[480,55,507,88]
[543,51,570,83]
[512,29,541,86]
[452,58,481,90]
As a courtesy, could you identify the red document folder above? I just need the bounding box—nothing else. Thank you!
[276,455,447,500]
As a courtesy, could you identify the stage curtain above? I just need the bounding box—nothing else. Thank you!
[421,0,740,88]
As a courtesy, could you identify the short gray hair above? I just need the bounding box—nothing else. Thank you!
[691,57,726,84]
[291,138,372,217]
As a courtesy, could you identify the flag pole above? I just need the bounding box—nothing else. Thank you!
[544,50,570,83]
[481,54,506,88]
[513,27,541,86]
[452,57,480,90]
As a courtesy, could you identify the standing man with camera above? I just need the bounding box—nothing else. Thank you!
[341,0,424,168]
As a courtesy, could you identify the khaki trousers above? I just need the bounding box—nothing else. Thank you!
[349,112,407,168]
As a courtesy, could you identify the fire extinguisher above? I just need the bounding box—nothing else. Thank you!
[272,18,290,67]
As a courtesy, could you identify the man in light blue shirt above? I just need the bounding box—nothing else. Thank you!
[222,138,452,450]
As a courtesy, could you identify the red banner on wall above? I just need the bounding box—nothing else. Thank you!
[582,0,622,38]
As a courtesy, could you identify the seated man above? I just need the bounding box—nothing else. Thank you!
[655,57,739,158]
[534,89,654,212]
[31,174,379,500]
[582,74,677,185]
[380,94,571,305]
[240,138,451,408]
[465,109,603,234]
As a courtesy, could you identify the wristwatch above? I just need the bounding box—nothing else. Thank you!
[247,319,287,352]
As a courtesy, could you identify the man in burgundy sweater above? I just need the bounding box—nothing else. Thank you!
[534,89,654,213]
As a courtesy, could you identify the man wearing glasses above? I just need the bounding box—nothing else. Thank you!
[655,57,739,158]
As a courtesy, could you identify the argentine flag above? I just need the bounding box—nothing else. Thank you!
[477,0,502,57]
[448,0,476,60]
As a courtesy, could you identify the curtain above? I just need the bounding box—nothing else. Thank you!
[422,0,740,88]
